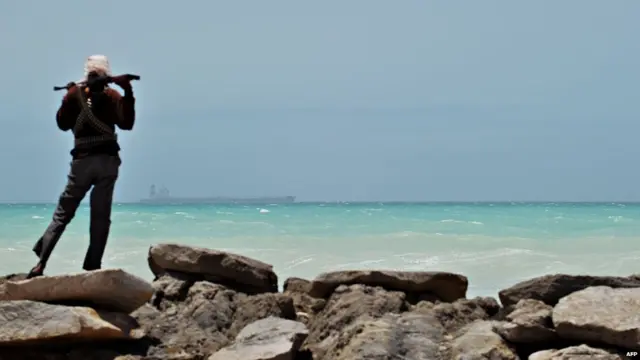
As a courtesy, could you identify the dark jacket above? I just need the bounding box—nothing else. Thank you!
[56,86,136,158]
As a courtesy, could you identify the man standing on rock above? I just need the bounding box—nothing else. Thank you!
[27,55,136,278]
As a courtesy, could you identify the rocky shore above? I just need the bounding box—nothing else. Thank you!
[0,242,638,359]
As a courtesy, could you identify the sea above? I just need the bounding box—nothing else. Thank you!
[1,202,638,298]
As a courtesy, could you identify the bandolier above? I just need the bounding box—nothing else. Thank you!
[73,86,118,149]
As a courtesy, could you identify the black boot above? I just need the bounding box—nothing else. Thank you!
[26,263,44,279]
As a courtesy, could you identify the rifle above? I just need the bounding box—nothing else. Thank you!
[53,74,140,91]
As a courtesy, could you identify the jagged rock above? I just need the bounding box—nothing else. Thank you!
[0,300,141,345]
[133,279,296,359]
[552,286,640,350]
[0,273,28,285]
[414,296,501,333]
[148,244,278,294]
[283,277,311,293]
[451,320,520,360]
[303,284,407,359]
[281,277,325,326]
[209,317,308,360]
[308,270,468,302]
[495,299,557,343]
[529,344,624,360]
[322,312,448,360]
[499,274,640,307]
[0,269,153,313]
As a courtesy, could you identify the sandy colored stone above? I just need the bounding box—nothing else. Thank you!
[324,312,448,360]
[552,286,640,350]
[0,269,153,313]
[209,317,308,360]
[303,284,407,359]
[309,270,468,301]
[148,243,278,294]
[529,344,624,360]
[0,300,137,345]
[451,320,519,360]
[495,299,557,343]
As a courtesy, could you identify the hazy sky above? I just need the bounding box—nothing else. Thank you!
[1,1,639,202]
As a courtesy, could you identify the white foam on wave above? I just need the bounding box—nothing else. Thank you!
[284,255,314,270]
[31,215,44,219]
[259,209,270,213]
[440,219,484,225]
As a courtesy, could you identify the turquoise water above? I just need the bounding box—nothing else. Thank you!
[1,202,639,297]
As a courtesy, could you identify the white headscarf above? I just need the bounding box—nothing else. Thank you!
[78,54,112,83]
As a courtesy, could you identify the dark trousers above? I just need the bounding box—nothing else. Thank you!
[33,154,121,271]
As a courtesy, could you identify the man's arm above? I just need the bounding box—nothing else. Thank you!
[105,88,136,130]
[55,87,79,131]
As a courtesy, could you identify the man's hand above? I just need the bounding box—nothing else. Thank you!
[111,75,132,91]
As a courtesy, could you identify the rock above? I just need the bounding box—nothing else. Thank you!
[415,297,501,333]
[133,279,296,359]
[451,320,519,360]
[322,312,448,360]
[495,299,557,343]
[0,269,153,313]
[148,243,278,294]
[281,277,324,326]
[283,277,311,293]
[0,300,140,345]
[150,273,194,310]
[308,270,468,302]
[288,293,326,327]
[552,286,640,350]
[529,344,624,360]
[0,273,27,285]
[499,274,640,308]
[209,317,308,360]
[303,284,407,359]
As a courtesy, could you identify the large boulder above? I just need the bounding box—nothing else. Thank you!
[499,274,640,308]
[148,244,278,294]
[0,300,141,345]
[552,286,640,350]
[209,317,308,360]
[308,270,468,302]
[0,269,153,313]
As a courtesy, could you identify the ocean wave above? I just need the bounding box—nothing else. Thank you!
[440,219,484,225]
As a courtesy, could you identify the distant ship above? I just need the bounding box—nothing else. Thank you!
[139,185,296,204]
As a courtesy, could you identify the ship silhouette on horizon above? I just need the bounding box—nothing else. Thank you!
[139,185,296,204]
